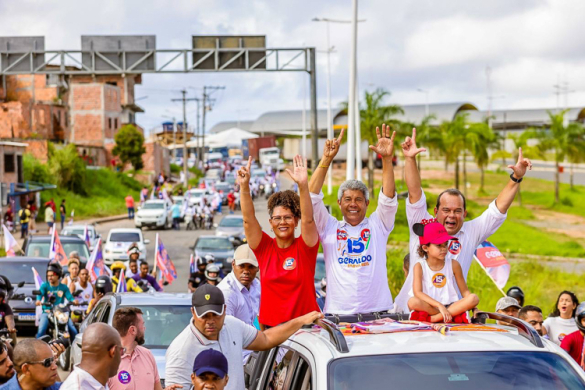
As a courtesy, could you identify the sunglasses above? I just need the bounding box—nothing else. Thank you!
[24,356,55,368]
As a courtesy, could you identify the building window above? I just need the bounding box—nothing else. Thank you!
[4,154,15,173]
[114,118,118,129]
[108,118,112,129]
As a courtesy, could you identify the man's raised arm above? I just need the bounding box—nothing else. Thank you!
[309,129,344,195]
[401,127,427,204]
[495,147,532,214]
[370,124,397,198]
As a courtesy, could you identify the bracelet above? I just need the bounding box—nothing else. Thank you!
[318,164,330,169]
[509,173,523,183]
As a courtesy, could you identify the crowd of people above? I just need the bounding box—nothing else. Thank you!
[1,125,584,389]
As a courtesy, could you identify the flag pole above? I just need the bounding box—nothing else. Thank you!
[48,226,56,263]
[473,256,507,297]
[152,233,159,275]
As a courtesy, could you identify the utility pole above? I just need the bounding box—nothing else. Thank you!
[172,90,199,185]
[200,85,225,167]
[346,0,359,180]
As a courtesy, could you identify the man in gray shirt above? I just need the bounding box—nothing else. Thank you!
[165,284,322,390]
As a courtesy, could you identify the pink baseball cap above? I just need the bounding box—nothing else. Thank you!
[414,221,455,245]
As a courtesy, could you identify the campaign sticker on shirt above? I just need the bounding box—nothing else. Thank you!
[432,273,447,288]
[84,294,90,299]
[449,240,461,255]
[57,291,64,298]
[118,371,131,384]
[283,257,297,271]
[360,229,371,242]
[558,333,567,342]
[337,230,348,240]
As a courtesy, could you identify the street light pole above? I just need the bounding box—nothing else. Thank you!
[325,22,333,194]
[346,0,359,180]
[417,88,429,117]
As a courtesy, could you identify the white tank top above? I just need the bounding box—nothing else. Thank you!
[420,258,460,305]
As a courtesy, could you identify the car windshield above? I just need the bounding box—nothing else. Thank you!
[219,218,243,228]
[63,229,85,237]
[109,233,141,242]
[2,262,47,284]
[315,259,326,281]
[189,191,204,198]
[328,351,585,390]
[174,199,183,206]
[142,203,164,210]
[26,242,90,262]
[121,305,191,348]
[252,170,265,178]
[196,237,232,250]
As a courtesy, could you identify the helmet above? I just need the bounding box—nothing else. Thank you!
[47,263,63,278]
[205,263,221,281]
[95,276,113,295]
[110,261,127,271]
[575,302,585,333]
[507,286,525,307]
[0,288,6,303]
[204,254,216,263]
[127,243,141,256]
[196,256,207,267]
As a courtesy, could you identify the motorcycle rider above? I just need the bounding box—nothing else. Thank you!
[71,269,93,324]
[35,263,79,339]
[110,262,143,293]
[188,256,207,292]
[131,262,163,292]
[124,244,144,277]
[86,276,113,314]
[202,263,222,286]
[204,254,225,278]
[0,289,16,346]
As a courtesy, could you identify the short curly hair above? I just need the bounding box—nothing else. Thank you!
[417,244,428,259]
[267,190,301,218]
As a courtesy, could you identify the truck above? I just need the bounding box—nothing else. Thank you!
[259,147,285,171]
[242,136,276,160]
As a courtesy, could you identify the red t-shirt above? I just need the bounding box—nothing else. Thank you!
[560,330,584,367]
[252,232,319,326]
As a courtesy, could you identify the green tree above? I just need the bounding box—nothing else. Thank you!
[466,122,500,195]
[533,110,584,203]
[438,114,468,189]
[112,124,146,171]
[506,131,542,206]
[50,144,87,195]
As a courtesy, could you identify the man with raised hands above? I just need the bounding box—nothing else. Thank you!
[393,128,533,313]
[308,125,400,315]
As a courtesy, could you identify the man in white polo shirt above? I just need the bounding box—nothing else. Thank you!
[308,125,399,315]
[217,244,260,362]
[393,128,532,313]
[165,285,322,390]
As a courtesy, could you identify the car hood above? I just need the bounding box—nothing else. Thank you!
[216,227,244,237]
[105,242,140,251]
[9,283,40,310]
[137,209,166,217]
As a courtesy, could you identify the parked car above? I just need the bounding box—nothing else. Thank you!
[70,292,192,385]
[61,224,101,251]
[244,312,585,389]
[191,235,235,273]
[135,199,172,230]
[23,235,91,266]
[215,215,246,247]
[205,168,223,181]
[103,228,149,265]
[1,257,49,329]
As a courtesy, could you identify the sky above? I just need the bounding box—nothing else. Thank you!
[2,0,585,135]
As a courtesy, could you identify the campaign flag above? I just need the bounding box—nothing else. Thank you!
[2,224,20,257]
[31,267,44,325]
[162,187,170,202]
[49,229,68,266]
[189,254,196,274]
[86,238,109,282]
[155,234,177,285]
[183,190,191,214]
[83,225,91,249]
[474,241,510,290]
[116,269,127,293]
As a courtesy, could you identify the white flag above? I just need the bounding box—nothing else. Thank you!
[2,224,19,257]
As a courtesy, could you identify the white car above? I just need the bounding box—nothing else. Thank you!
[135,199,173,230]
[187,189,212,207]
[103,228,149,265]
[244,312,585,389]
[61,224,101,251]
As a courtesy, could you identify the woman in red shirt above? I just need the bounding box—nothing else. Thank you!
[239,155,320,328]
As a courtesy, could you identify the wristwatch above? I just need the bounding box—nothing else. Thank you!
[509,173,523,183]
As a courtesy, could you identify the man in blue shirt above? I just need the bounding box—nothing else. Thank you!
[0,339,61,390]
[35,264,78,339]
[171,202,182,230]
[131,262,163,292]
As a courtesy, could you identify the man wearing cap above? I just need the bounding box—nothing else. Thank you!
[165,285,322,390]
[124,243,145,278]
[495,296,521,326]
[394,128,533,313]
[217,244,260,362]
[191,349,229,390]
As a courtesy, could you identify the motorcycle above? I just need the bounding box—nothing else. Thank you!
[264,182,277,199]
[204,213,214,230]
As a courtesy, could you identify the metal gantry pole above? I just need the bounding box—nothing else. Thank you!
[181,90,188,186]
[354,75,362,181]
[346,0,358,180]
[302,71,307,158]
[325,21,334,195]
[309,48,319,170]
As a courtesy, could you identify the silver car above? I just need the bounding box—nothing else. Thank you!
[70,293,192,386]
[61,224,101,251]
[215,215,246,247]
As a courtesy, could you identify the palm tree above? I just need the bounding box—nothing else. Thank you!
[466,122,499,195]
[342,88,403,195]
[506,131,542,206]
[411,114,438,173]
[533,110,585,203]
[439,114,468,189]
[566,126,585,190]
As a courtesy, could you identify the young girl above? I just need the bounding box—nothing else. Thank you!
[408,220,479,323]
[544,290,579,345]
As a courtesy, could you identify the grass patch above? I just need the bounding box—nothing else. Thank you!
[40,169,142,219]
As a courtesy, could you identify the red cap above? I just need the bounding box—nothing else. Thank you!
[419,221,455,245]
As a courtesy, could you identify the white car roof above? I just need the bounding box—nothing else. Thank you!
[144,199,166,204]
[108,228,143,233]
[63,224,95,231]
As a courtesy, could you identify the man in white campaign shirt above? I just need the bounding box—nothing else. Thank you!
[393,128,533,313]
[309,125,399,314]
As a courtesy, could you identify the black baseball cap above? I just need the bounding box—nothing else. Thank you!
[193,349,228,378]
[192,284,225,318]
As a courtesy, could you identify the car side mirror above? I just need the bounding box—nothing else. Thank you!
[144,239,150,245]
[18,281,25,288]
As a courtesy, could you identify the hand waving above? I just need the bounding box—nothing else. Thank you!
[322,128,345,162]
[369,124,396,158]
[401,127,427,158]
[286,155,308,185]
[238,156,252,186]
[508,147,532,179]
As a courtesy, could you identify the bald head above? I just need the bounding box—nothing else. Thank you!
[80,323,122,379]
